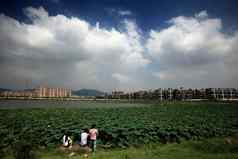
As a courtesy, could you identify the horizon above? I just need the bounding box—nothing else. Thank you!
[1,86,238,93]
[1,0,238,91]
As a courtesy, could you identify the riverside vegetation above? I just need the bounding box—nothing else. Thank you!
[0,101,238,158]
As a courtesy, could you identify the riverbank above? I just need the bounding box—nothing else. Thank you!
[2,137,238,159]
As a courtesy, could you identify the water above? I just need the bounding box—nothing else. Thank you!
[0,99,150,109]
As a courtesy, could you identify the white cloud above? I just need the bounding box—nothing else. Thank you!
[153,72,175,80]
[0,6,148,91]
[24,6,49,21]
[118,10,132,16]
[0,8,238,90]
[112,73,130,83]
[120,20,150,70]
[106,8,132,17]
[146,10,238,88]
[195,10,208,19]
[147,14,230,60]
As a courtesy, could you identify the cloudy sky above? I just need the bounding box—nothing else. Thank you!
[0,0,238,91]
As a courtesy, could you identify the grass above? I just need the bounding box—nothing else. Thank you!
[3,138,238,159]
[1,101,237,159]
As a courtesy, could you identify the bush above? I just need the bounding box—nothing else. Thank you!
[12,140,36,159]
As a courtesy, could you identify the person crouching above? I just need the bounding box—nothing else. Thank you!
[62,132,72,148]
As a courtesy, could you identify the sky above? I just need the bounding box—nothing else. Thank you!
[0,0,238,91]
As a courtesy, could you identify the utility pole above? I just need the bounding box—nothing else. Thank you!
[213,88,216,99]
[222,89,225,100]
[169,88,172,101]
[160,88,163,101]
[180,87,184,101]
[129,91,131,102]
[230,89,233,100]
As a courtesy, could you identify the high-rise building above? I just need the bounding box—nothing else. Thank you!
[36,86,71,97]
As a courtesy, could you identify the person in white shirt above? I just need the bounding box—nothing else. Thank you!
[80,129,89,146]
[62,133,72,148]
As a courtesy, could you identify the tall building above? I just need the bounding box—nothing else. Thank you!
[36,86,71,98]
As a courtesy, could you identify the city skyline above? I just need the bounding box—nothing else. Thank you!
[0,0,238,91]
[1,86,237,101]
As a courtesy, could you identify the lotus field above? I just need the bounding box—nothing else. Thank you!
[0,102,238,149]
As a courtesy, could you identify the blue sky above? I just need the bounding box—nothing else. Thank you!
[2,0,238,32]
[0,0,238,90]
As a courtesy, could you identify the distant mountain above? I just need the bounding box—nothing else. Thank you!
[73,89,105,96]
[0,88,11,92]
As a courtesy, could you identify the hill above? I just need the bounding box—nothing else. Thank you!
[73,89,105,96]
[0,88,11,92]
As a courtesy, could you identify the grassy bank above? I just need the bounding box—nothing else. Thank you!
[2,137,238,159]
